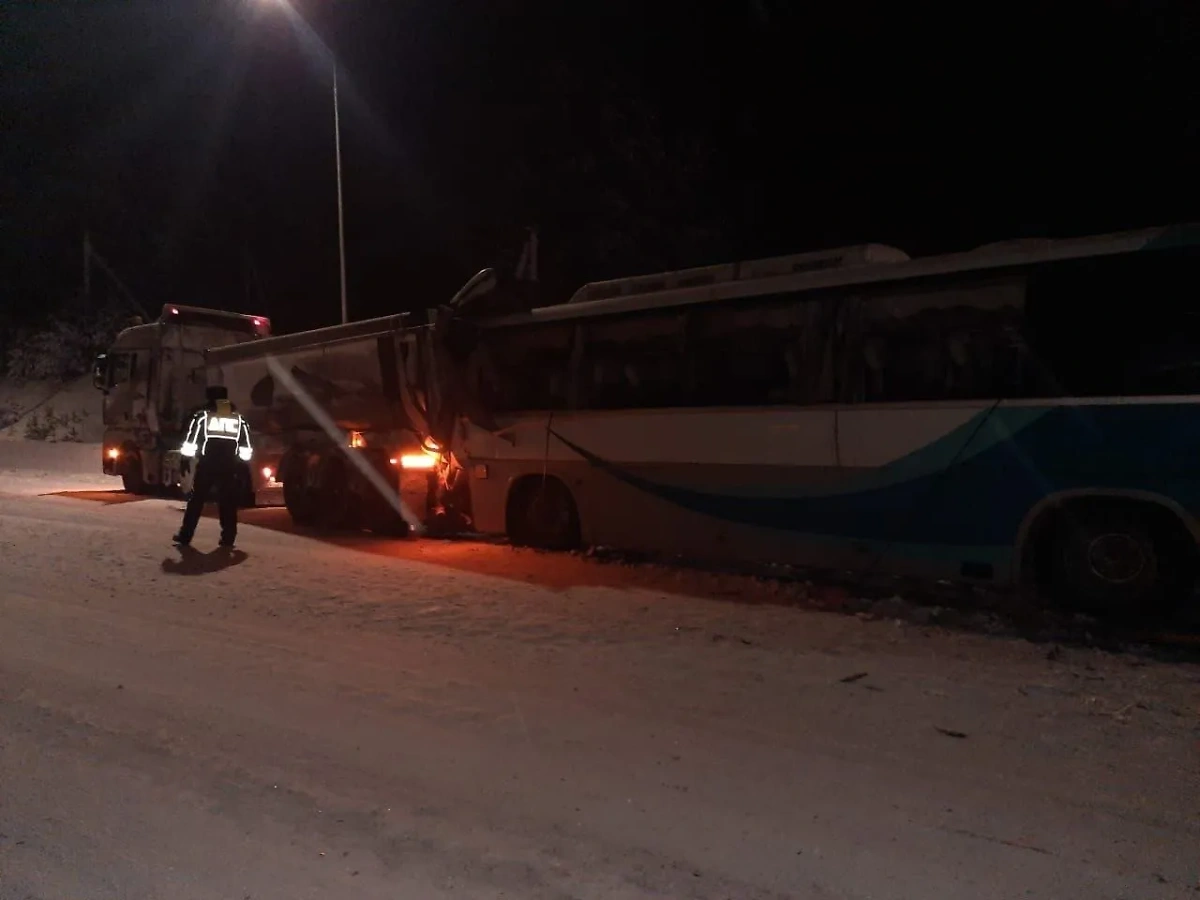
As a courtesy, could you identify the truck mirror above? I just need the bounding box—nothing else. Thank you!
[448,268,498,311]
[92,354,108,391]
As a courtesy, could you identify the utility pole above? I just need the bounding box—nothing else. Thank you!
[333,62,348,324]
[83,235,152,322]
[82,230,92,307]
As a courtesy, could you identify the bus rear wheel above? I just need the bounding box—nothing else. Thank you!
[1050,502,1194,619]
[508,476,580,551]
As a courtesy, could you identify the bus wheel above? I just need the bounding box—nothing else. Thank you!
[508,476,580,551]
[1051,502,1194,618]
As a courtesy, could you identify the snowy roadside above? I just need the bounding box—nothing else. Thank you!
[0,375,109,493]
[2,488,1198,898]
[0,375,104,442]
[0,440,116,494]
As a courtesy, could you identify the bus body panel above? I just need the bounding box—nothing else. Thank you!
[440,225,1200,598]
[461,397,1200,583]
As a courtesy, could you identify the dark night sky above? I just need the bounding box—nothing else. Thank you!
[2,0,1198,334]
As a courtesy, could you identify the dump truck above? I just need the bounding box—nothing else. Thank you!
[198,270,501,533]
[92,269,501,532]
[202,314,446,534]
[93,304,271,495]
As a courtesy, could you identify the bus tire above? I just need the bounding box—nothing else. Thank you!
[507,476,580,551]
[1049,500,1194,619]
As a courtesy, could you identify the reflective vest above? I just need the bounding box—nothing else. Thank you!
[180,400,252,460]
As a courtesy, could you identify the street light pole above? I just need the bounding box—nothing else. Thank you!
[332,62,348,325]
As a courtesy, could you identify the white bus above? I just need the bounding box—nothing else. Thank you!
[443,225,1200,615]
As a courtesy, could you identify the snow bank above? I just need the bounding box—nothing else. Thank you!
[0,376,104,443]
[0,440,114,494]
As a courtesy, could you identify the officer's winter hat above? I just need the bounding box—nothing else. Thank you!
[206,385,229,402]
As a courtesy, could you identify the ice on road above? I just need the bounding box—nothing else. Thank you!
[0,457,1197,898]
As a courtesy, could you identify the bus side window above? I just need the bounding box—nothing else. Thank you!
[480,323,576,412]
[688,294,830,407]
[792,299,838,404]
[846,278,1026,402]
[579,313,688,410]
[1024,245,1200,397]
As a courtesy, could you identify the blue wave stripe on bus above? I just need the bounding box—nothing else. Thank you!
[664,406,1050,500]
[550,405,1047,504]
[551,403,1200,547]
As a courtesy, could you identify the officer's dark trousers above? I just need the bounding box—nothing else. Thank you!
[179,454,239,544]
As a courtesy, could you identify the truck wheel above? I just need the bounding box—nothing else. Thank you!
[364,466,410,537]
[121,451,146,494]
[237,465,256,509]
[316,453,357,530]
[371,511,411,538]
[283,474,318,526]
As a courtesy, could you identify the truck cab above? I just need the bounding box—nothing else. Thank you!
[93,304,270,494]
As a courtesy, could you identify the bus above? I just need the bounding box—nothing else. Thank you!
[439,225,1200,616]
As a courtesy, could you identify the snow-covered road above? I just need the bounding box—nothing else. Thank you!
[0,457,1197,898]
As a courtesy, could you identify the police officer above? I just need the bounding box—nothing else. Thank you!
[173,385,252,548]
